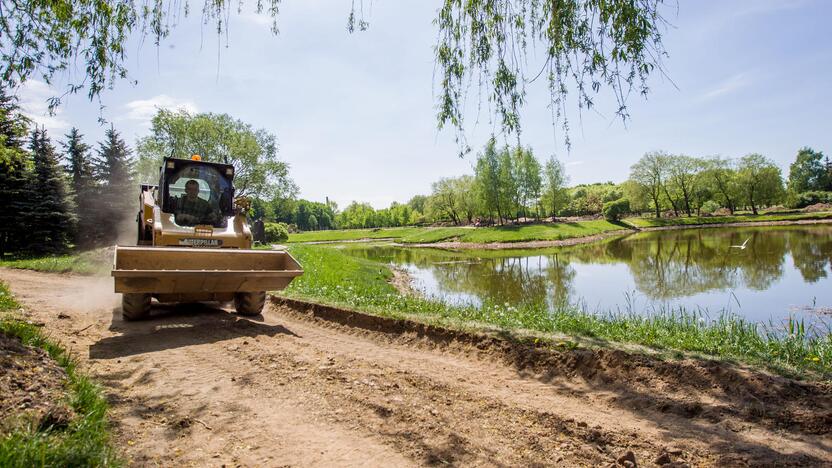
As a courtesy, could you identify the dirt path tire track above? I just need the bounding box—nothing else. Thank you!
[1,268,831,467]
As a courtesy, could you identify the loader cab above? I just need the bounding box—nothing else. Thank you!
[160,157,235,227]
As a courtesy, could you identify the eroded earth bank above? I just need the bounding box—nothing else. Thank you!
[1,268,830,467]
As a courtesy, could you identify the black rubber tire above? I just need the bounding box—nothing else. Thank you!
[234,291,266,316]
[122,293,151,321]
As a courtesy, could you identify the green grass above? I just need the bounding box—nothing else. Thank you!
[0,282,120,467]
[286,227,424,243]
[625,211,832,228]
[0,251,110,275]
[405,220,626,244]
[287,212,832,245]
[282,244,832,380]
[399,227,473,243]
[288,220,628,245]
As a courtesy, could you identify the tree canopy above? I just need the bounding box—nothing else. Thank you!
[788,147,829,193]
[136,109,297,200]
[28,128,76,253]
[2,1,668,145]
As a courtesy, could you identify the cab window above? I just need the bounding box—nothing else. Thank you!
[165,164,232,227]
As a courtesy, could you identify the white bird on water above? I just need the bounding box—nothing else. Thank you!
[731,237,751,250]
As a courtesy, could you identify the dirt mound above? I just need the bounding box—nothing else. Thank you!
[273,296,832,436]
[803,203,832,213]
[0,331,74,433]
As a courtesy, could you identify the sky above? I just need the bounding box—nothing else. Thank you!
[17,0,832,209]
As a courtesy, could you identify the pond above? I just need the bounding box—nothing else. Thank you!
[342,225,832,329]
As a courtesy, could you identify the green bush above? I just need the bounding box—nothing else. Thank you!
[264,222,289,243]
[700,200,721,215]
[602,198,630,221]
[786,191,832,209]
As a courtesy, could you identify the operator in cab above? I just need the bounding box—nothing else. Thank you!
[174,179,218,226]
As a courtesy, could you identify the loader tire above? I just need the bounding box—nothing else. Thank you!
[234,291,266,316]
[122,293,151,321]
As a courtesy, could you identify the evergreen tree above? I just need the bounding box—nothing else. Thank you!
[28,128,75,254]
[94,126,135,244]
[62,128,99,248]
[824,155,832,191]
[0,87,32,256]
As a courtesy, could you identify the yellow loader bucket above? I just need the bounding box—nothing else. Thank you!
[112,246,303,294]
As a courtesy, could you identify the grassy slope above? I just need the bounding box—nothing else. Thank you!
[283,244,831,379]
[625,211,832,228]
[433,220,624,244]
[0,282,119,466]
[287,220,627,244]
[288,211,832,245]
[286,227,424,243]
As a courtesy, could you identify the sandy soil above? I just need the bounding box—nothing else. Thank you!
[1,268,831,467]
[389,267,421,296]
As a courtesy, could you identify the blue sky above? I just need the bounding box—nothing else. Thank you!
[19,0,832,209]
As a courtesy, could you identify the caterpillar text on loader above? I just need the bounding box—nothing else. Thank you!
[112,155,303,320]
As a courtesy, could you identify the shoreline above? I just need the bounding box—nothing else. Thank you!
[397,217,832,250]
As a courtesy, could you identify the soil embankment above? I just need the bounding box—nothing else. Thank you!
[1,268,831,466]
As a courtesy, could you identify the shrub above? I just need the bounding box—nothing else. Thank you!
[700,200,721,215]
[602,198,630,221]
[264,222,289,242]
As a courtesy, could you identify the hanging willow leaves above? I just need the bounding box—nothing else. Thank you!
[0,0,297,110]
[435,0,669,153]
[1,0,667,149]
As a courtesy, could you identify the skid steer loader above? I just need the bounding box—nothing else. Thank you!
[112,155,303,320]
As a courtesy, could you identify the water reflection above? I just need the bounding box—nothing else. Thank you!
[343,225,832,323]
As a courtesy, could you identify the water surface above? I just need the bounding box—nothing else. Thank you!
[343,225,832,329]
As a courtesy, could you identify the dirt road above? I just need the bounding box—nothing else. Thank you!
[2,268,831,467]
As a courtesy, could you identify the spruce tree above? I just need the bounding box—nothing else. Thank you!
[94,126,135,244]
[62,128,98,248]
[0,87,31,256]
[825,155,832,191]
[28,128,76,254]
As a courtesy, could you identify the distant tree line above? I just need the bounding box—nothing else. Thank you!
[628,152,786,217]
[268,140,830,231]
[627,149,831,217]
[250,197,338,231]
[0,88,134,256]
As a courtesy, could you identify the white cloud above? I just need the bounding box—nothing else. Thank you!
[122,94,199,126]
[18,80,71,133]
[564,160,585,167]
[700,73,750,100]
